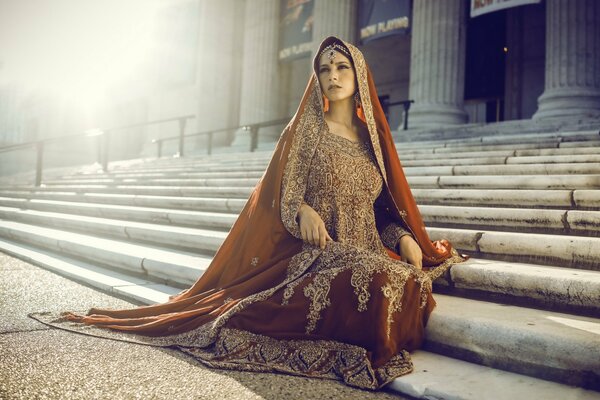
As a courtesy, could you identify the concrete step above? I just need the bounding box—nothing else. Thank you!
[421,205,600,236]
[13,174,600,192]
[391,350,600,400]
[396,121,599,142]
[405,153,600,167]
[0,238,179,304]
[0,206,227,253]
[0,192,247,213]
[409,174,600,190]
[0,197,237,230]
[41,177,259,188]
[1,211,598,312]
[46,161,600,184]
[409,132,600,150]
[59,170,266,181]
[2,185,254,199]
[509,152,600,163]
[2,240,595,399]
[413,188,600,210]
[425,294,600,389]
[0,220,211,287]
[2,196,599,237]
[428,227,600,270]
[434,257,600,316]
[1,187,598,212]
[63,149,600,179]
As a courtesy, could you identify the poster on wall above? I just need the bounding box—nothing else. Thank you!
[279,0,314,62]
[470,0,541,18]
[358,0,411,44]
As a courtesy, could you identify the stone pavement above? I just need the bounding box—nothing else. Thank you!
[0,252,407,400]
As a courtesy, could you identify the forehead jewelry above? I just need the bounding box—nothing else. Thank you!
[319,43,351,64]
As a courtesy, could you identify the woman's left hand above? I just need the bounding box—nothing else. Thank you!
[398,235,423,270]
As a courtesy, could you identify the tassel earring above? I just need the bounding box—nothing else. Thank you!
[323,95,329,112]
[355,92,366,123]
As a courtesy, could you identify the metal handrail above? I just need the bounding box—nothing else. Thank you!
[150,116,291,157]
[384,99,415,130]
[0,114,195,186]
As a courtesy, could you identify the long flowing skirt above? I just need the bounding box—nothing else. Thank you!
[30,241,458,390]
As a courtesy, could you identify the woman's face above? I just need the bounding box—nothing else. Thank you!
[317,50,356,103]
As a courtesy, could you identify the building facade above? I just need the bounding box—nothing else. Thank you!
[0,0,598,161]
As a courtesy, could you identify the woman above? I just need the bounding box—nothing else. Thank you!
[31,36,468,390]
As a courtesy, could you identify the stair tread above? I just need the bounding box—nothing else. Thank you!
[0,220,212,268]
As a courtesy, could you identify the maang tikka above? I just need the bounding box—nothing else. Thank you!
[319,43,351,62]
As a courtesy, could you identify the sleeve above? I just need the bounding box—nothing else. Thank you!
[374,190,414,253]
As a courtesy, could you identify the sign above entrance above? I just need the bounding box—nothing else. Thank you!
[470,0,541,18]
[358,0,411,44]
[279,0,314,62]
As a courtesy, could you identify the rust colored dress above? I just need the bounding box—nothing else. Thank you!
[214,125,437,386]
[30,35,467,390]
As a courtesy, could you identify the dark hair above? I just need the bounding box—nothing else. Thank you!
[313,37,354,76]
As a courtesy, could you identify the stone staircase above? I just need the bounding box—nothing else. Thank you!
[0,126,599,399]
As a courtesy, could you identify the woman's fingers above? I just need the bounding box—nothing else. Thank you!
[305,227,313,245]
[320,225,333,249]
[311,227,319,246]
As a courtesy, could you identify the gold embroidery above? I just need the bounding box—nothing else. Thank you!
[298,241,431,336]
[280,40,392,242]
[302,267,342,333]
[281,274,307,306]
[380,223,413,252]
[32,247,325,350]
[280,78,322,240]
[425,247,467,282]
[30,36,472,392]
[343,40,388,187]
[183,327,413,390]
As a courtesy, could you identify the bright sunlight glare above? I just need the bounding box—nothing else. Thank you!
[0,0,160,113]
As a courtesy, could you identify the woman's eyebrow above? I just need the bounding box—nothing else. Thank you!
[319,61,350,68]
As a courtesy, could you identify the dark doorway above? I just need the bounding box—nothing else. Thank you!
[464,7,507,123]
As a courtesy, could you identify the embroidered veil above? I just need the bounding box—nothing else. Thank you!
[30,36,468,390]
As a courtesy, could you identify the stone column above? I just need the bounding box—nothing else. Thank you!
[532,0,600,120]
[311,0,357,72]
[192,0,244,151]
[232,0,282,147]
[408,0,467,128]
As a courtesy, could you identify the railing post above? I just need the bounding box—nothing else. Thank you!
[403,100,414,130]
[95,134,102,166]
[250,125,258,152]
[178,118,187,157]
[101,130,110,172]
[157,140,163,158]
[207,132,213,155]
[35,141,44,187]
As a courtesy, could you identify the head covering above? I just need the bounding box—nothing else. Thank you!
[44,35,467,338]
[176,34,467,304]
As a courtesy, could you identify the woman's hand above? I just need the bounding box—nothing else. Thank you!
[399,235,423,270]
[297,203,333,249]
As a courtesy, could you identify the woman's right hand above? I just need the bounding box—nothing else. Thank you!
[297,203,333,249]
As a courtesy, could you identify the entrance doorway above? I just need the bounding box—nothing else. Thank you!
[464,8,507,123]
